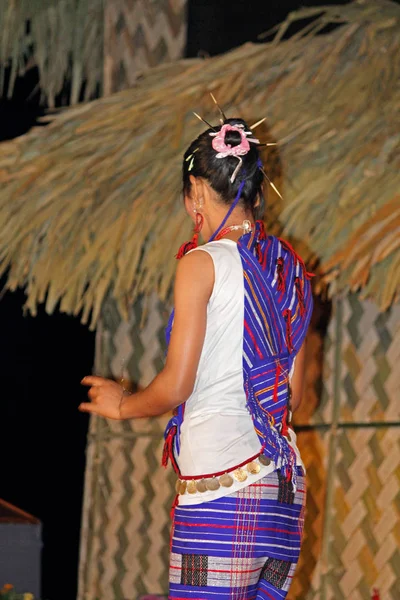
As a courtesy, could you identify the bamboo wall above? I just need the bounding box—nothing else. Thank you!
[77,4,188,596]
[104,0,188,95]
[78,295,176,600]
[77,293,400,600]
[291,295,400,600]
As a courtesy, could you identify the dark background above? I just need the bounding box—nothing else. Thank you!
[0,1,354,599]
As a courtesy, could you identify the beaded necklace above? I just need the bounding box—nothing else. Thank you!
[213,219,253,241]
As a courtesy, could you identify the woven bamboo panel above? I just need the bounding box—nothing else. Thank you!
[288,429,329,600]
[290,426,400,600]
[306,294,400,425]
[80,433,175,599]
[78,295,174,600]
[324,426,400,600]
[104,0,188,95]
[339,295,400,423]
[96,293,168,387]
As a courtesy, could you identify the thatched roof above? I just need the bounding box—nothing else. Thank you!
[0,1,399,328]
[0,0,103,106]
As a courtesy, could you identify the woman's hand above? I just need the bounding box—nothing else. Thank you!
[79,376,128,420]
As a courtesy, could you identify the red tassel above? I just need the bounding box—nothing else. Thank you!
[281,405,289,437]
[283,309,294,353]
[170,494,179,521]
[175,212,204,260]
[169,494,180,550]
[257,220,267,240]
[176,236,198,259]
[295,276,305,316]
[276,257,285,292]
[279,237,314,280]
[273,362,281,403]
[256,242,268,270]
[256,243,263,264]
[162,427,176,468]
[372,590,380,600]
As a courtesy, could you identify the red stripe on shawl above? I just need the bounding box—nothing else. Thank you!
[244,320,264,359]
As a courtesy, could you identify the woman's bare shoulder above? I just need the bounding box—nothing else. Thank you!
[175,249,214,298]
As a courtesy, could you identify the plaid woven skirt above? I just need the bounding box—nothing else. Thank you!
[169,467,306,599]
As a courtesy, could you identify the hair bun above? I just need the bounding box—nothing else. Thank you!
[182,116,264,219]
[223,127,243,148]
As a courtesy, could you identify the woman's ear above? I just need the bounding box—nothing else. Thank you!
[184,192,196,222]
[189,175,203,206]
[189,174,198,194]
[183,176,196,215]
[191,176,207,212]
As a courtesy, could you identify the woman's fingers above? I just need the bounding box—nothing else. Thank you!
[81,376,114,401]
[79,376,123,420]
[78,402,100,414]
[81,375,107,387]
[88,385,100,400]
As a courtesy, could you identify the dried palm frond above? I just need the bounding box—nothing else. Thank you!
[0,0,103,106]
[0,1,399,329]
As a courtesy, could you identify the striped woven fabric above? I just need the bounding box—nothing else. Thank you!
[164,222,313,488]
[239,223,313,485]
[169,467,306,599]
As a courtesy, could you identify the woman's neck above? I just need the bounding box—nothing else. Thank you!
[214,221,253,242]
[202,206,255,242]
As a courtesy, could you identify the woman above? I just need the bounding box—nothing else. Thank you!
[80,116,313,599]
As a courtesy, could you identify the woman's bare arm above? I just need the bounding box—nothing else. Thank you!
[79,250,214,419]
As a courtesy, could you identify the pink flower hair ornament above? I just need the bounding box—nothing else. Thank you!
[210,124,260,183]
[191,98,282,197]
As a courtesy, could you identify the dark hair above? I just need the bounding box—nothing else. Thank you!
[182,118,265,218]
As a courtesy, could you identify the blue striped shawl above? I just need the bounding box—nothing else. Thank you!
[163,221,313,488]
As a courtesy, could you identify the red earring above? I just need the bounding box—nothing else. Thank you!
[176,211,204,259]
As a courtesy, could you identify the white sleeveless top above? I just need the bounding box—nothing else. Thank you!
[177,240,304,505]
